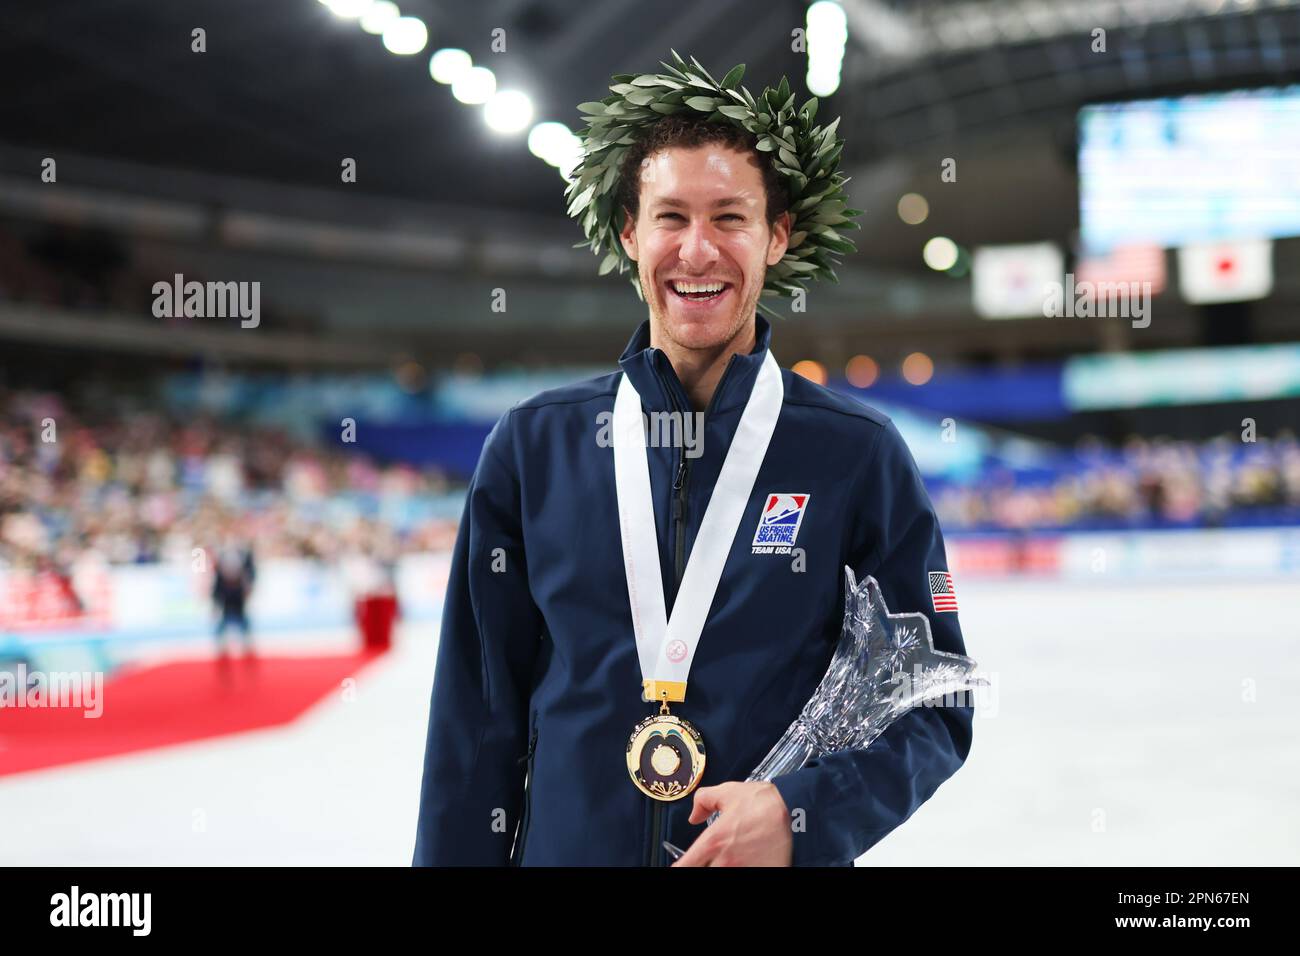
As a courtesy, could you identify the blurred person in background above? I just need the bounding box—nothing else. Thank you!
[211,531,256,661]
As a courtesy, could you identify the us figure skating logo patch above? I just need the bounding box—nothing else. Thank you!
[751,493,810,554]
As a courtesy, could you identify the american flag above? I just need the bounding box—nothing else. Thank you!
[1075,243,1167,294]
[928,571,959,613]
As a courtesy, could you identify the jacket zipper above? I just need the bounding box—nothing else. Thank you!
[511,721,539,865]
[647,353,741,867]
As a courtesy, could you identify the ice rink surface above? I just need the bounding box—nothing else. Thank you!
[2,574,1297,866]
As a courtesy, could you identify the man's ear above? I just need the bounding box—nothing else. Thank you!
[766,211,791,266]
[618,207,639,262]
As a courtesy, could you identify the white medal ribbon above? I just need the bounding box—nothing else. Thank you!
[613,350,784,697]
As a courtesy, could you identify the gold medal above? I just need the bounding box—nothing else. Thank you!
[626,697,706,802]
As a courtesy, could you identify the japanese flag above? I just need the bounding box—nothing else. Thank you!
[1177,239,1273,305]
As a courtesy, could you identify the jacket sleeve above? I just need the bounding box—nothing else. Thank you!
[770,417,975,866]
[412,409,545,866]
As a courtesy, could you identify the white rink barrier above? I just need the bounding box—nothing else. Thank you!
[947,526,1300,579]
[3,528,1295,649]
[0,553,453,649]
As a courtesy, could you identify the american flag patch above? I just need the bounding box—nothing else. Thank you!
[928,571,959,613]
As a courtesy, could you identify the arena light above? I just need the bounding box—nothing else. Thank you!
[845,354,879,388]
[527,122,573,162]
[806,0,847,96]
[901,352,935,386]
[359,1,399,35]
[923,236,959,271]
[806,64,842,98]
[792,359,827,385]
[897,192,929,225]
[809,1,848,36]
[381,16,427,55]
[430,48,472,85]
[485,91,534,134]
[556,151,583,180]
[948,247,972,278]
[324,0,373,19]
[452,66,496,105]
[527,123,583,179]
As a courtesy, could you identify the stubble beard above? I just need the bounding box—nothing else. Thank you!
[641,267,764,357]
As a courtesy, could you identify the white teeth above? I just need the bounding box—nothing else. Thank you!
[672,281,725,294]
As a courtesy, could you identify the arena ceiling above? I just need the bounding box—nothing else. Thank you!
[4,1,1300,281]
[0,0,807,218]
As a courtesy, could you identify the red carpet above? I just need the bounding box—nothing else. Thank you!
[0,652,382,778]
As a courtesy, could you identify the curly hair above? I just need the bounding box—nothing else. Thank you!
[615,113,791,227]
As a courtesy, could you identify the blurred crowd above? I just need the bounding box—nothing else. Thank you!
[934,432,1300,532]
[0,388,460,572]
[4,384,1300,573]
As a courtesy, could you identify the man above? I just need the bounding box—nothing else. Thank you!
[413,60,973,867]
[211,532,256,659]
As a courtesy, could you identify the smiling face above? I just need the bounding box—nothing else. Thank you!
[619,145,790,354]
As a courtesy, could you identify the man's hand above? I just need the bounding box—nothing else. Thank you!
[671,781,793,867]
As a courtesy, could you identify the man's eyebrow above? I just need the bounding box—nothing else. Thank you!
[650,196,753,209]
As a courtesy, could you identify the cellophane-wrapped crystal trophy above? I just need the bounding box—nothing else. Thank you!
[703,565,986,828]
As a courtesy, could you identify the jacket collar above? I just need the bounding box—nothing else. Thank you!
[617,313,774,415]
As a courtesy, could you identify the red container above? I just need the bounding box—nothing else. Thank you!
[356,593,398,652]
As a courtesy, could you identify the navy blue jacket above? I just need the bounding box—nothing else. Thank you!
[412,315,974,866]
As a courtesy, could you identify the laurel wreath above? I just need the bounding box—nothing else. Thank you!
[564,50,861,316]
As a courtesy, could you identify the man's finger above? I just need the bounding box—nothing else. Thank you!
[671,825,722,867]
[686,783,731,824]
